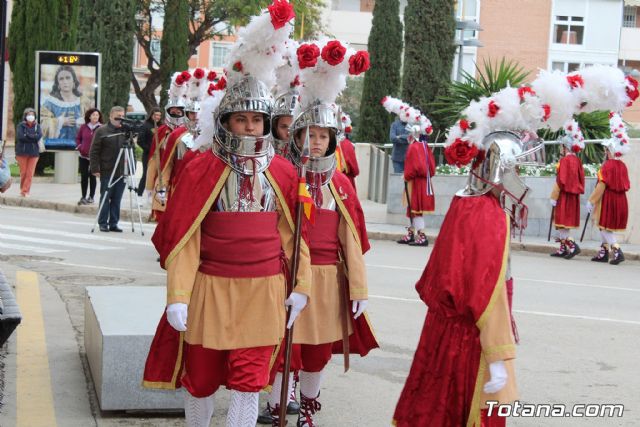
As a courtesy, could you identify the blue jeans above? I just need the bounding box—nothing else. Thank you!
[392,160,405,173]
[98,176,126,227]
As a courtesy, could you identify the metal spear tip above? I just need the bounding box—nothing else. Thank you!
[300,126,311,165]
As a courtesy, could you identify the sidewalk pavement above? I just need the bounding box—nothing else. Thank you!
[1,177,638,261]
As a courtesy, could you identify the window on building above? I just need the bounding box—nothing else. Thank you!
[551,61,583,73]
[554,15,584,45]
[150,39,161,61]
[211,42,231,68]
[624,6,637,28]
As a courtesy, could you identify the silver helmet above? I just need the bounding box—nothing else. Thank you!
[271,89,300,156]
[164,97,186,129]
[289,102,341,188]
[212,76,275,175]
[184,100,201,134]
[458,131,545,230]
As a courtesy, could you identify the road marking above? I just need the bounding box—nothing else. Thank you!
[366,264,639,293]
[0,224,150,246]
[366,263,422,271]
[517,277,640,293]
[0,242,67,254]
[16,271,58,427]
[368,294,640,326]
[0,232,121,250]
[34,260,166,277]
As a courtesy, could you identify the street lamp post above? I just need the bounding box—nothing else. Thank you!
[0,0,8,145]
[454,20,483,81]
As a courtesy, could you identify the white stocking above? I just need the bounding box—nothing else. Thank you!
[600,230,616,245]
[556,228,569,240]
[412,215,425,231]
[184,392,214,427]
[267,372,294,408]
[226,390,259,427]
[299,370,324,399]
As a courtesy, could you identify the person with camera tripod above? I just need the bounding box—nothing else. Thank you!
[90,106,127,232]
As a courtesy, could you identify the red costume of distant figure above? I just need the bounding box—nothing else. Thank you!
[159,124,190,199]
[393,195,517,427]
[551,153,585,229]
[335,137,359,190]
[403,138,436,217]
[590,159,630,232]
[145,123,173,222]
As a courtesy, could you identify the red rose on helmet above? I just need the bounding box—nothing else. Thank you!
[180,71,192,81]
[321,40,347,66]
[175,75,185,86]
[297,43,320,69]
[487,100,500,118]
[207,71,217,81]
[444,138,479,167]
[215,77,227,91]
[426,126,433,135]
[567,74,584,89]
[207,83,216,96]
[542,104,551,121]
[517,86,535,101]
[232,61,243,72]
[380,96,388,105]
[571,144,581,153]
[625,76,639,106]
[193,68,205,79]
[348,51,370,75]
[268,0,295,30]
[459,119,470,132]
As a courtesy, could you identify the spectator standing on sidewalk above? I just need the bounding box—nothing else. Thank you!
[90,106,126,232]
[136,107,162,197]
[75,108,103,205]
[15,107,42,197]
[389,117,409,173]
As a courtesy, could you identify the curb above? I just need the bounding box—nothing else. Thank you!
[3,195,638,261]
[0,195,151,222]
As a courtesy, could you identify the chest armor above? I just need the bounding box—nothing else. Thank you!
[215,170,277,212]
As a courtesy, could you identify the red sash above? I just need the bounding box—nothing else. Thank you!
[309,209,340,265]
[199,212,282,278]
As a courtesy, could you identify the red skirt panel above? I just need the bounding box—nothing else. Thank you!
[309,209,340,265]
[599,190,628,231]
[554,192,580,229]
[407,178,435,217]
[393,310,481,427]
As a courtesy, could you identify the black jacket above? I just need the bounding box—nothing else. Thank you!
[16,122,43,157]
[89,122,126,177]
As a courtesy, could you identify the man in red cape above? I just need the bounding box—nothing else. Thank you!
[549,137,585,259]
[398,134,436,247]
[394,131,531,427]
[587,143,631,265]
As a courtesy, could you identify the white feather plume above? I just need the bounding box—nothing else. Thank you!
[531,69,576,130]
[168,72,187,101]
[604,112,631,156]
[577,65,629,113]
[193,90,225,151]
[274,39,301,96]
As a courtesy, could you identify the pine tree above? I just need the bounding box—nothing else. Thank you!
[8,0,79,128]
[357,0,403,144]
[402,0,456,134]
[77,0,136,112]
[158,0,190,108]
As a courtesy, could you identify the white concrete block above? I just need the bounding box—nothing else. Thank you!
[84,286,184,411]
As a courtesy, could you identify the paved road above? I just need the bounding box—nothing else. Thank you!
[0,205,639,426]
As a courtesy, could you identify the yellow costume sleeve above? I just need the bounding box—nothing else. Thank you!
[166,227,201,305]
[339,216,368,300]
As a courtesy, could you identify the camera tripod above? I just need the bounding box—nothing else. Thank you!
[91,134,145,236]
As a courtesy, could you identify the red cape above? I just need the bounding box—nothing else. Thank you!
[148,124,172,159]
[556,154,585,194]
[338,138,359,187]
[404,141,436,216]
[160,125,188,172]
[329,171,377,356]
[144,153,304,390]
[598,159,630,231]
[394,194,510,427]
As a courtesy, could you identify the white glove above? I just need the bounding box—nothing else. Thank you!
[166,303,188,332]
[586,201,593,214]
[352,299,368,319]
[483,361,508,394]
[285,292,308,329]
[549,199,557,207]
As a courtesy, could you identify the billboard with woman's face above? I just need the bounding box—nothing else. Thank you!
[35,51,101,150]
